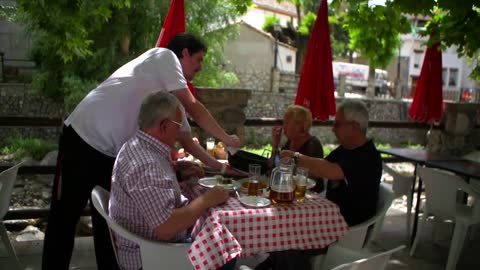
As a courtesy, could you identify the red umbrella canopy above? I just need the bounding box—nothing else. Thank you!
[294,0,336,121]
[408,40,443,123]
[155,0,196,96]
[156,0,185,47]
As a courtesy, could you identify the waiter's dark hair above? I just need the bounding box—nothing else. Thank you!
[167,32,207,58]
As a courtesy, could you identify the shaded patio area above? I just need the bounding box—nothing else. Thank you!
[2,183,480,270]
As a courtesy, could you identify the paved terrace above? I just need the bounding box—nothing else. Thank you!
[2,185,480,270]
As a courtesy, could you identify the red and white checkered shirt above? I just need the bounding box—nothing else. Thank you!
[109,131,189,270]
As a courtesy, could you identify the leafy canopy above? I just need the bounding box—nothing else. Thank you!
[15,0,248,112]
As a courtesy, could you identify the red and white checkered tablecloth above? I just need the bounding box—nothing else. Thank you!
[187,195,349,270]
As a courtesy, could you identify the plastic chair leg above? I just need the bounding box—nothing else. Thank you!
[406,195,413,239]
[410,214,425,256]
[446,222,467,270]
[431,218,443,245]
[0,223,21,269]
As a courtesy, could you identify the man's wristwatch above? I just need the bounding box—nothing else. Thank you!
[293,152,300,165]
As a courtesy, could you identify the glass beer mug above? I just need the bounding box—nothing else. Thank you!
[269,161,295,204]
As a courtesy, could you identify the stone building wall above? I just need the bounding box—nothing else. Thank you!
[0,83,64,145]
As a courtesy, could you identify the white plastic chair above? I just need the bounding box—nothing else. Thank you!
[91,186,192,270]
[0,161,24,269]
[462,151,480,163]
[337,183,395,249]
[318,243,405,270]
[462,151,480,192]
[411,166,480,270]
[382,162,414,238]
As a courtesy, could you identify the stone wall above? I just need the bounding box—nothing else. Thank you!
[245,91,435,147]
[0,83,64,145]
[1,83,478,154]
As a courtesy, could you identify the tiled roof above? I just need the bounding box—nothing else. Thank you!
[253,0,297,16]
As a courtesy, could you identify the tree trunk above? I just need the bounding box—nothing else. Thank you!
[366,66,375,97]
[295,35,309,74]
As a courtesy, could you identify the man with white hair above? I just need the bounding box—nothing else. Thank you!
[281,100,382,225]
[109,92,231,270]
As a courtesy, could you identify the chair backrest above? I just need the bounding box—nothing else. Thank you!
[321,244,405,270]
[382,162,413,198]
[0,161,24,218]
[91,186,192,270]
[338,183,394,249]
[416,166,464,220]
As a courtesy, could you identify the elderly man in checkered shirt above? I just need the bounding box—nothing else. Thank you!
[109,92,230,270]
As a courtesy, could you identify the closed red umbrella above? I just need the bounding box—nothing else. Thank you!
[155,0,196,96]
[155,0,185,47]
[408,40,443,123]
[295,0,336,121]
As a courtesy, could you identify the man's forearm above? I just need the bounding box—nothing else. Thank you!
[153,196,210,241]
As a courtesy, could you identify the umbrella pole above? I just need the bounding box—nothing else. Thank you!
[425,122,433,149]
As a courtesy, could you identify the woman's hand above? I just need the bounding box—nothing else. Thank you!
[271,126,282,149]
[279,150,294,160]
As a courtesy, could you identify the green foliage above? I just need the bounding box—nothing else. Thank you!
[242,144,272,158]
[298,12,316,36]
[190,27,240,87]
[184,0,243,87]
[0,3,18,21]
[17,0,247,113]
[1,137,57,161]
[262,15,280,33]
[332,0,480,81]
[344,1,410,69]
[61,75,99,113]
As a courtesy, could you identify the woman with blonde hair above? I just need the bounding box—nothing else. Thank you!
[269,105,324,190]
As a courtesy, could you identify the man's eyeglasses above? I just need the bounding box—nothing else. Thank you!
[168,119,182,127]
[332,121,354,129]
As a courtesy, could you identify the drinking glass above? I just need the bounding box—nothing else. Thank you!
[206,137,215,157]
[248,164,261,196]
[294,167,308,202]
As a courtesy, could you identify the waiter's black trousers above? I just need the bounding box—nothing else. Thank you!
[42,125,119,270]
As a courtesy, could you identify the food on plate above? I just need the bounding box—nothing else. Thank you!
[214,175,232,185]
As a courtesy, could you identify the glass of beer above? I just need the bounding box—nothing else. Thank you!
[248,164,261,196]
[294,167,308,202]
[206,137,215,157]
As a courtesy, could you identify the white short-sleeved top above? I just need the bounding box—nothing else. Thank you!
[65,48,191,157]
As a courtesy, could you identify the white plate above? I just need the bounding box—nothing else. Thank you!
[198,177,240,190]
[239,196,271,208]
